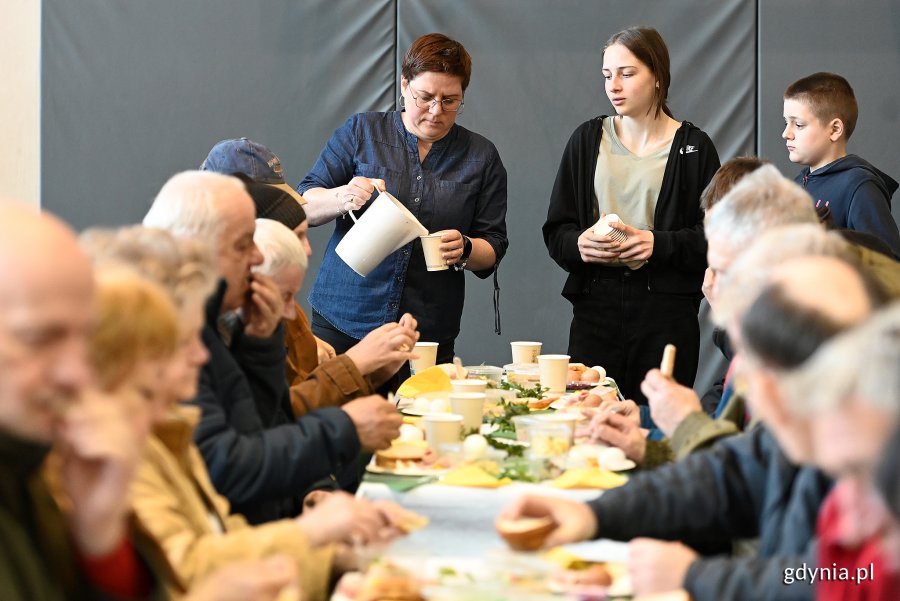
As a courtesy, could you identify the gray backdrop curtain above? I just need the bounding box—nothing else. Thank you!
[42,0,900,393]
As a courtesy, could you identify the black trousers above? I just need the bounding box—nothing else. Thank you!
[566,269,701,405]
[310,310,455,393]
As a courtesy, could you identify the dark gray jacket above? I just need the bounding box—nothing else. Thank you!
[191,281,361,525]
[588,424,832,601]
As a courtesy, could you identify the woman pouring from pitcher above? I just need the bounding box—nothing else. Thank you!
[298,33,508,372]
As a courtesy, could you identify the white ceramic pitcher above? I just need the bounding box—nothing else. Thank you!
[335,189,429,277]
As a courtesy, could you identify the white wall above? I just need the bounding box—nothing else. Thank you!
[0,0,41,207]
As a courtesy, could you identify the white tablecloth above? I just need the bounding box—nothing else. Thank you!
[358,481,602,558]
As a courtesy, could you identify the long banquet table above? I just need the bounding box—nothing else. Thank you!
[358,479,602,558]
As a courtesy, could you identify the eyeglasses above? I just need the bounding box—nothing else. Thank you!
[409,86,465,113]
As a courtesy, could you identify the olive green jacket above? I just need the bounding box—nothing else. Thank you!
[643,393,750,469]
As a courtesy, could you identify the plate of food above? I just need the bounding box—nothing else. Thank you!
[550,385,619,410]
[398,391,451,416]
[568,444,636,472]
[332,560,426,601]
[365,442,451,476]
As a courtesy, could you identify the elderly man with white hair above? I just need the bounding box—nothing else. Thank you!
[589,165,819,466]
[143,171,408,525]
[253,215,420,413]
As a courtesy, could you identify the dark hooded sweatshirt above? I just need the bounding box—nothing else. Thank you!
[795,155,900,259]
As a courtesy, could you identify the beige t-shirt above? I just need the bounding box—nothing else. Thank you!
[593,117,671,231]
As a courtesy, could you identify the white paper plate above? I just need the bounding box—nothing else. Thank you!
[365,458,449,477]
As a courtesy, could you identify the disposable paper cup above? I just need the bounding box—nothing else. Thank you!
[449,392,486,432]
[420,233,448,271]
[538,354,570,393]
[410,342,439,374]
[510,341,542,364]
[450,379,488,394]
[423,413,463,451]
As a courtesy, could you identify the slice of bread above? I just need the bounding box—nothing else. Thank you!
[374,443,427,469]
[496,516,556,551]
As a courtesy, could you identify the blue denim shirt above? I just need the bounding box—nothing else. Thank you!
[298,111,508,342]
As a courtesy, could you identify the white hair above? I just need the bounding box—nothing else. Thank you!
[784,302,900,415]
[252,218,307,277]
[80,225,218,310]
[143,171,247,247]
[713,224,850,327]
[705,164,818,251]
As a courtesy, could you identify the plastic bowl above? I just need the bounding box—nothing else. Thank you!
[465,365,503,385]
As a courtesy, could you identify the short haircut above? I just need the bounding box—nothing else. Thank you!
[401,33,472,91]
[784,72,858,140]
[604,26,673,119]
[784,302,900,416]
[700,156,769,212]
[253,218,308,278]
[80,226,217,311]
[89,265,179,392]
[713,224,850,328]
[143,171,247,250]
[704,164,818,251]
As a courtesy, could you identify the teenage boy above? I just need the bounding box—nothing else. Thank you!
[783,72,900,259]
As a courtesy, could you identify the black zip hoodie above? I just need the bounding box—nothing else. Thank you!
[544,115,720,297]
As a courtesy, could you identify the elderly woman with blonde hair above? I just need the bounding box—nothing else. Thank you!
[81,227,414,601]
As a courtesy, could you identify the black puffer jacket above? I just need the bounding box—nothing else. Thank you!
[190,281,361,525]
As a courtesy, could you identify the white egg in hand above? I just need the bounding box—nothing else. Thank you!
[462,434,488,461]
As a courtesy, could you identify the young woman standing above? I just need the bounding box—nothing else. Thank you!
[543,27,720,404]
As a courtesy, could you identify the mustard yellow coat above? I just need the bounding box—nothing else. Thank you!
[130,406,333,601]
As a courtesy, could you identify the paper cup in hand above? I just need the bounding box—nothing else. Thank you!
[450,392,486,431]
[420,233,449,271]
[593,213,628,242]
[410,342,439,374]
[510,341,542,364]
[593,213,645,270]
[423,413,463,451]
[538,354,570,393]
